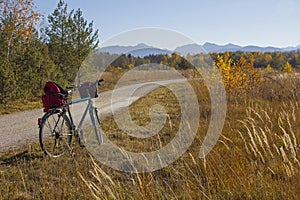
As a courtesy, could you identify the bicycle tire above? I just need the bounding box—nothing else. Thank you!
[39,110,72,157]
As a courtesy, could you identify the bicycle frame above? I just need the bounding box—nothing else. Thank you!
[66,97,95,137]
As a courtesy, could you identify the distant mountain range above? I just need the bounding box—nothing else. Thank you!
[99,43,171,57]
[99,42,300,57]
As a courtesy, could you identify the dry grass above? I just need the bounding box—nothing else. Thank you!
[0,98,42,115]
[237,101,300,176]
[0,70,300,199]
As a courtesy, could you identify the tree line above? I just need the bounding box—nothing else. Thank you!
[103,51,300,71]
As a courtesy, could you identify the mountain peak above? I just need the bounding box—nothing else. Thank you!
[174,43,205,55]
[136,43,151,48]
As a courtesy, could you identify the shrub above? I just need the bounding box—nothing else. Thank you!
[215,52,262,96]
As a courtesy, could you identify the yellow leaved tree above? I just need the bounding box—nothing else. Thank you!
[215,52,262,96]
[283,61,292,73]
[0,0,41,58]
[266,64,273,72]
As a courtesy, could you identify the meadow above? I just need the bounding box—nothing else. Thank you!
[0,69,299,200]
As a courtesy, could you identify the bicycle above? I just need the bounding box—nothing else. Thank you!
[38,79,104,157]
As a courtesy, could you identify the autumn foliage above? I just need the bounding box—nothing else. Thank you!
[215,52,262,96]
[0,0,41,57]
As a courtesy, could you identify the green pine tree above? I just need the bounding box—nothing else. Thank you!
[46,0,75,85]
[46,0,99,86]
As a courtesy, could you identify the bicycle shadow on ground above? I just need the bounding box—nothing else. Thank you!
[0,150,44,166]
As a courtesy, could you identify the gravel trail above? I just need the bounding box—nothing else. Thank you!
[0,79,184,153]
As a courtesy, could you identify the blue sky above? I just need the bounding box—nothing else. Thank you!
[34,0,300,49]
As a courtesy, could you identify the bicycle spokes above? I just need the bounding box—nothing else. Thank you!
[39,111,71,157]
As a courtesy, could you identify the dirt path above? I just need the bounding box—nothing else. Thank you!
[0,79,185,153]
[0,109,43,152]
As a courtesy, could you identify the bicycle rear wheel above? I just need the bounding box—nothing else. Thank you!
[39,110,72,157]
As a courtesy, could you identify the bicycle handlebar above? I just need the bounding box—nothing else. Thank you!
[66,79,104,90]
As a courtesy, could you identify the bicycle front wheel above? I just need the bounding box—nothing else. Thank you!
[90,108,103,144]
[39,110,72,157]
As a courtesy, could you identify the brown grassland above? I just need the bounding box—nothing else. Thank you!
[0,69,299,199]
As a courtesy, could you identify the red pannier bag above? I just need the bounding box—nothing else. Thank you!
[42,81,67,108]
[78,82,98,98]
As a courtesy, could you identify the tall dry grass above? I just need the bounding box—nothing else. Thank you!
[237,101,299,177]
[78,72,300,199]
[0,70,299,199]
